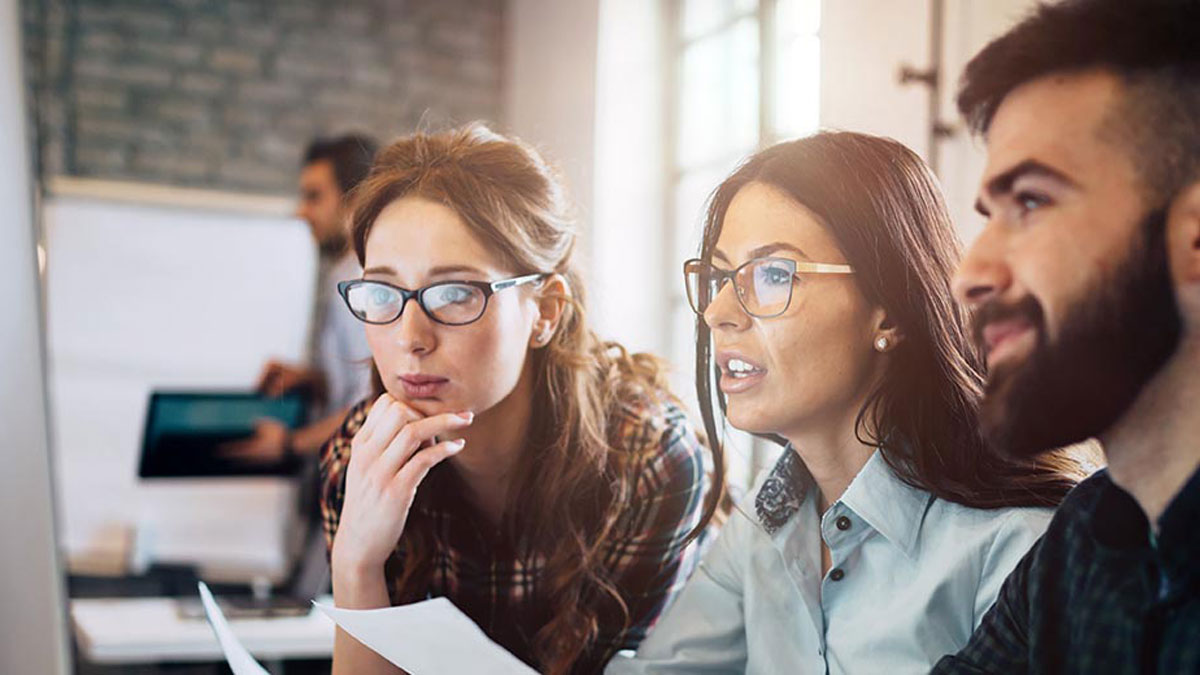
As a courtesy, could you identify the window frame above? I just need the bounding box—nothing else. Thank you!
[663,0,821,485]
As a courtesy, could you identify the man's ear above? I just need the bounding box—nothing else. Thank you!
[870,307,904,353]
[529,273,570,348]
[1168,181,1200,280]
[1166,180,1200,327]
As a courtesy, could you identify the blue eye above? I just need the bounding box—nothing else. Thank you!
[1015,191,1050,216]
[368,287,394,307]
[426,284,477,309]
[442,286,473,304]
[757,263,793,286]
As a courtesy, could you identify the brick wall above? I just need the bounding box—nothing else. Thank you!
[22,0,505,195]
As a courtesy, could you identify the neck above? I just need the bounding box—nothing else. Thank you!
[782,394,878,512]
[449,360,536,527]
[1100,337,1200,528]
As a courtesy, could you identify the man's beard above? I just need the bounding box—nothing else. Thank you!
[318,231,349,258]
[975,209,1181,460]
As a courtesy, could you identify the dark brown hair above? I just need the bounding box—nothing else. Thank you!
[302,133,379,195]
[695,131,1087,509]
[348,123,709,673]
[957,0,1200,204]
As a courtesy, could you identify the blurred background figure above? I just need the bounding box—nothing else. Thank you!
[226,134,380,463]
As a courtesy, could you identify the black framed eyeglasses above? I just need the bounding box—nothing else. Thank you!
[683,257,854,318]
[337,273,546,326]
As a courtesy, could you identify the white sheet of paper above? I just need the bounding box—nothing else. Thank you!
[315,598,538,675]
[197,581,270,675]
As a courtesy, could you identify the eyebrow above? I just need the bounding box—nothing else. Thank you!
[975,159,1078,216]
[362,264,489,278]
[428,264,487,277]
[713,241,811,264]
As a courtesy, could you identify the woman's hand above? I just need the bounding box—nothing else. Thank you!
[331,393,473,581]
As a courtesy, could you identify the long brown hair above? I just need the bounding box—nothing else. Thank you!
[348,123,711,673]
[696,131,1087,510]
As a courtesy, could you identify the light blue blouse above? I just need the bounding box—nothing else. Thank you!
[606,448,1052,675]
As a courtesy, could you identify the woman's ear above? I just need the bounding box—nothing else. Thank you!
[529,273,569,348]
[871,308,903,353]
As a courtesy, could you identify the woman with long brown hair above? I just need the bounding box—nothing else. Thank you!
[319,124,715,674]
[608,131,1092,673]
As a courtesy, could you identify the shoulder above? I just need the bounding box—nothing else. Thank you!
[338,398,371,440]
[921,498,1054,571]
[1055,468,1111,516]
[981,506,1054,561]
[926,469,1109,547]
[933,500,1055,536]
[1034,468,1110,548]
[611,396,705,492]
[321,398,372,467]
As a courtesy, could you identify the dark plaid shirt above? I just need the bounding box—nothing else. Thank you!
[320,397,708,674]
[933,466,1200,675]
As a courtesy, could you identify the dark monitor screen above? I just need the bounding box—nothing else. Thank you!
[138,391,308,478]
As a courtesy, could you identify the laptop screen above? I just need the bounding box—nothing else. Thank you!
[138,391,308,478]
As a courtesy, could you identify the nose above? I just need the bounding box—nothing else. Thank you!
[390,298,437,355]
[953,222,1012,309]
[702,279,751,332]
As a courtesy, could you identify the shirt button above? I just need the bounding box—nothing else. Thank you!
[835,516,852,531]
[830,568,845,581]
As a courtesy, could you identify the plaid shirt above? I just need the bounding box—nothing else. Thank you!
[320,397,707,674]
[933,466,1200,674]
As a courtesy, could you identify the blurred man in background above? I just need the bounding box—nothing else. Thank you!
[228,134,379,461]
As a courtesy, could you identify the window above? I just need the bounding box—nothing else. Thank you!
[665,0,822,489]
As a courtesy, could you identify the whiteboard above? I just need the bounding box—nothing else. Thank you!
[43,192,318,581]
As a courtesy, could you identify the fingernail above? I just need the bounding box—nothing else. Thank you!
[457,411,474,422]
[450,438,466,451]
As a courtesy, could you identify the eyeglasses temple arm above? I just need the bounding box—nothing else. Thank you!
[794,262,854,275]
[490,272,547,291]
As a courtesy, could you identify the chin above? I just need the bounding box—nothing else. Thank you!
[724,401,781,437]
[407,400,448,417]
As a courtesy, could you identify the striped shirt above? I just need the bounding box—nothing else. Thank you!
[319,396,708,674]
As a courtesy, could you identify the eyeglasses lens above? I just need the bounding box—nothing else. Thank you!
[740,259,795,316]
[347,283,403,323]
[422,283,486,325]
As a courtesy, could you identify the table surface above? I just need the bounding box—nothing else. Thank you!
[71,595,335,664]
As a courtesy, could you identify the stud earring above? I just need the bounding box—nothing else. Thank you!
[875,336,890,352]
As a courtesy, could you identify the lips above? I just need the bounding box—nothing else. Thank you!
[715,350,767,395]
[398,373,449,399]
[981,319,1035,367]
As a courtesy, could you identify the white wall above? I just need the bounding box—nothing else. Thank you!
[821,0,1037,243]
[504,0,601,261]
[591,0,667,356]
[820,0,932,156]
[937,0,1037,244]
[44,185,317,581]
[0,0,71,670]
